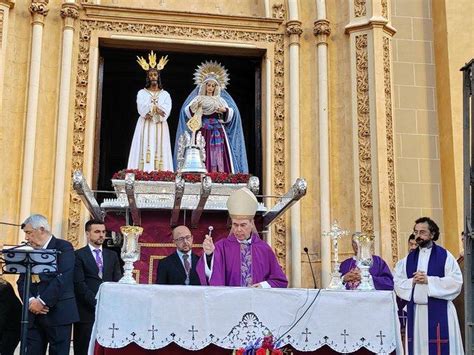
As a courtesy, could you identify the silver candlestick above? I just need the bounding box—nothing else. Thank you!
[324,220,349,290]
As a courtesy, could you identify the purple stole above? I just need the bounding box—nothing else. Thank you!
[240,242,252,287]
[406,243,448,355]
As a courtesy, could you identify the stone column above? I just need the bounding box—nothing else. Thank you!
[286,0,303,287]
[19,0,49,230]
[51,1,79,237]
[0,0,15,116]
[313,2,331,287]
[345,0,399,264]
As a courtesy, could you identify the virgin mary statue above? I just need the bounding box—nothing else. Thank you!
[174,61,248,173]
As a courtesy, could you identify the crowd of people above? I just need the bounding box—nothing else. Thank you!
[0,195,466,354]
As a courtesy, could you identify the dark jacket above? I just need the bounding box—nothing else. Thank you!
[156,251,200,285]
[0,280,21,355]
[17,236,80,327]
[74,246,122,323]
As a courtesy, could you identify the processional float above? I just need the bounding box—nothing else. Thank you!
[73,83,310,281]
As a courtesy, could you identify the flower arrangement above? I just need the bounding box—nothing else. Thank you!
[233,333,290,355]
[112,169,251,184]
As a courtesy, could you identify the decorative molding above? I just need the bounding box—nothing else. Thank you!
[355,34,373,235]
[68,19,288,270]
[60,2,79,20]
[285,20,303,37]
[345,17,396,36]
[29,0,49,17]
[382,36,398,262]
[0,1,15,9]
[272,3,285,20]
[0,10,3,49]
[68,194,82,247]
[82,4,282,31]
[354,0,367,17]
[272,35,287,270]
[381,0,388,18]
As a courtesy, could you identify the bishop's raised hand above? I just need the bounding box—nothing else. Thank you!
[202,234,215,255]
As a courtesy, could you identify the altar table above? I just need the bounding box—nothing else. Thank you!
[89,283,402,354]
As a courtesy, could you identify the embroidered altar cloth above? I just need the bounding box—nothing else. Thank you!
[89,283,402,354]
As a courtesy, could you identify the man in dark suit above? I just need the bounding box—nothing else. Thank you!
[18,214,79,355]
[73,219,122,355]
[156,225,200,285]
[0,276,22,355]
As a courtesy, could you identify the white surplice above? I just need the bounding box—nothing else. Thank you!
[127,88,173,172]
[394,246,464,354]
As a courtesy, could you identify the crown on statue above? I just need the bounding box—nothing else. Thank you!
[193,60,230,89]
[136,51,169,71]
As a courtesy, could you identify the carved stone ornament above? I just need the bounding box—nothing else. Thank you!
[29,0,49,16]
[272,3,285,20]
[381,0,388,18]
[355,34,374,235]
[354,0,367,18]
[60,2,79,19]
[285,20,303,36]
[382,36,398,262]
[313,19,331,37]
[0,10,3,49]
[68,19,288,270]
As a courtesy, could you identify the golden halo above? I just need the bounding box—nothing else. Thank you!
[193,60,230,89]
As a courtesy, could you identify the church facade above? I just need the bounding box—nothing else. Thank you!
[0,0,470,288]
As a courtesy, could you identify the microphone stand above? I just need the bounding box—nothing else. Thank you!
[304,247,318,289]
[1,245,59,355]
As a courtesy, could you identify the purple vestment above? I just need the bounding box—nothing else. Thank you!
[197,232,288,288]
[339,255,394,290]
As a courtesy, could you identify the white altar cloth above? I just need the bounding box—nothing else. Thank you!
[90,283,402,354]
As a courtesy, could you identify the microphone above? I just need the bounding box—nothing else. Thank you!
[0,221,22,227]
[4,242,33,251]
[304,247,318,289]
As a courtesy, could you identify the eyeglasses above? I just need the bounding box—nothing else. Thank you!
[174,235,192,243]
[413,230,431,237]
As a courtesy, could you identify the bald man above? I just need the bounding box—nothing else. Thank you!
[155,226,201,285]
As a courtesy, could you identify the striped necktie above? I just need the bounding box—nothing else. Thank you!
[183,254,191,285]
[94,249,103,277]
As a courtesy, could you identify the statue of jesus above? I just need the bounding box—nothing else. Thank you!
[127,51,174,172]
